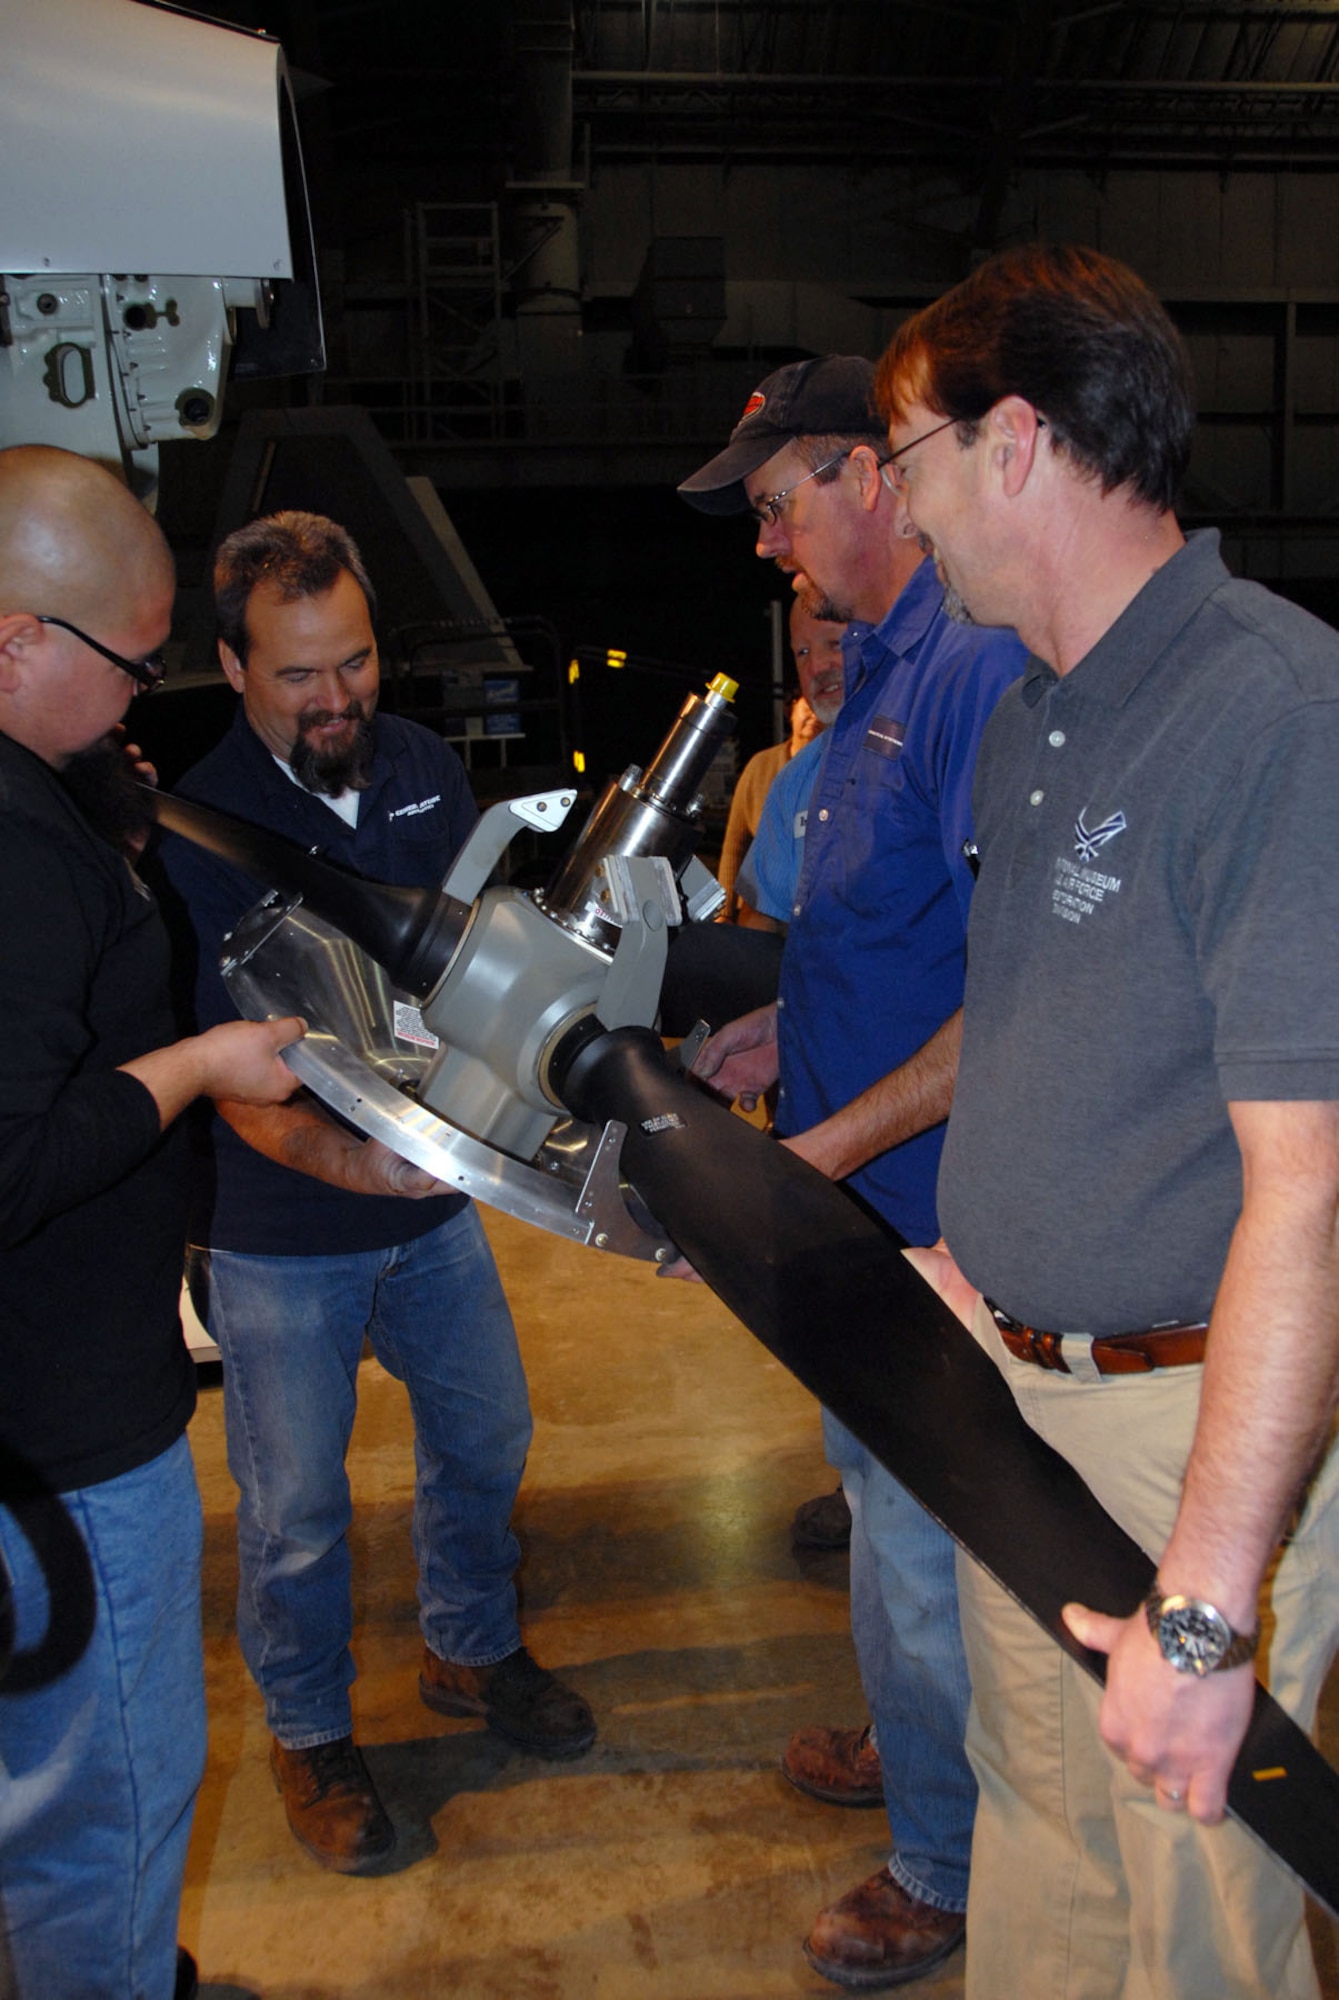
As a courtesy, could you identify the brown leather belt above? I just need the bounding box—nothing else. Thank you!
[986,1301,1208,1377]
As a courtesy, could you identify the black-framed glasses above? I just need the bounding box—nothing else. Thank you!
[37,615,166,693]
[882,412,1047,493]
[880,418,960,492]
[748,447,853,526]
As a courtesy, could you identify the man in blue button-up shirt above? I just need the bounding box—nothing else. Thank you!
[679,358,1025,1990]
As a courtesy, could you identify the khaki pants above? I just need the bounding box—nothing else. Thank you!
[957,1298,1339,2000]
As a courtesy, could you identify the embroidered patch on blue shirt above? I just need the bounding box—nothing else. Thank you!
[388,794,442,820]
[864,716,906,760]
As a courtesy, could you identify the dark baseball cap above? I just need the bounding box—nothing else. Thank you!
[678,355,881,515]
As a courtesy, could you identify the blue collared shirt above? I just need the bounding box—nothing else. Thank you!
[776,558,1025,1242]
[736,734,824,920]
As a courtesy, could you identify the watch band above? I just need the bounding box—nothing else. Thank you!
[1144,1582,1261,1674]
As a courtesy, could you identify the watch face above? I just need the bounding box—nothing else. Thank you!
[1158,1599,1230,1676]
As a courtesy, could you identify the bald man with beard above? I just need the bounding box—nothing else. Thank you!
[0,446,305,2000]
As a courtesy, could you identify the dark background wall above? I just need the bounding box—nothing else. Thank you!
[139,0,1339,785]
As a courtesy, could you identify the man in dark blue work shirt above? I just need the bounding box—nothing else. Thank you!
[680,358,1025,1990]
[163,513,595,1877]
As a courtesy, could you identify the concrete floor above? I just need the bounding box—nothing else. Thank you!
[181,1208,1339,2000]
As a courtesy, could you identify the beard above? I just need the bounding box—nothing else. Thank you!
[288,701,376,795]
[792,574,855,625]
[58,733,156,859]
[940,581,976,625]
[917,535,975,625]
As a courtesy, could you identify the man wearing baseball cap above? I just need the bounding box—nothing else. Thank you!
[679,358,1025,1989]
[679,356,886,515]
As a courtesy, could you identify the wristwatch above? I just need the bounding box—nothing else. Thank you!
[1143,1582,1260,1676]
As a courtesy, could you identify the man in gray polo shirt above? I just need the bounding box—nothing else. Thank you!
[878,245,1339,1999]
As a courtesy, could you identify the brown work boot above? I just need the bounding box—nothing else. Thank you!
[419,1643,596,1758]
[269,1735,395,1874]
[791,1483,852,1550]
[804,1868,965,1989]
[782,1722,884,1806]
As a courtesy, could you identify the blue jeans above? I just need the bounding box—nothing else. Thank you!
[0,1435,204,2000]
[823,1409,975,1912]
[203,1205,532,1748]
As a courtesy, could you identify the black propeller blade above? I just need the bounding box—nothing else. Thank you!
[556,1022,1339,1917]
[658,922,784,1037]
[145,788,470,997]
[149,785,1339,1911]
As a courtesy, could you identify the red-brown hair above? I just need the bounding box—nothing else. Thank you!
[876,244,1195,511]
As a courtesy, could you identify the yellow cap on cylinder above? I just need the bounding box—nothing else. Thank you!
[707,673,738,703]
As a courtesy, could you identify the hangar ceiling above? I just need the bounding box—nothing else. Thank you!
[292,2,1339,181]
[183,1,1339,570]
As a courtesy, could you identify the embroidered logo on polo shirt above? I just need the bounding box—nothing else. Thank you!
[864,716,906,760]
[1048,802,1129,923]
[387,795,441,821]
[1052,854,1122,924]
[1074,807,1126,861]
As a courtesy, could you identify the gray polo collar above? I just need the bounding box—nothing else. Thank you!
[1020,527,1227,710]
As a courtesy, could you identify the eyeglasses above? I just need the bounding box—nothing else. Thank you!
[881,412,1047,493]
[37,615,166,694]
[748,448,853,526]
[879,418,960,493]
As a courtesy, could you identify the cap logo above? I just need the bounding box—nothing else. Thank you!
[740,391,766,421]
